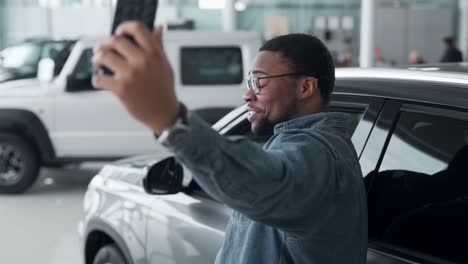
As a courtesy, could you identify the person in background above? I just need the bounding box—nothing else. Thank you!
[408,50,425,65]
[440,36,463,63]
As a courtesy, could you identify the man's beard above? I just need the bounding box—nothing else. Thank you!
[249,100,298,137]
[251,117,276,137]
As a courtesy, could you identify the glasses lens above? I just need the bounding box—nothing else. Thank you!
[245,77,260,94]
[246,78,253,92]
[253,78,260,94]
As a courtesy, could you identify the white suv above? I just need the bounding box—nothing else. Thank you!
[0,31,260,193]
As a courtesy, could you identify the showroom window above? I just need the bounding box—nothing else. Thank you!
[367,108,468,263]
[180,47,243,85]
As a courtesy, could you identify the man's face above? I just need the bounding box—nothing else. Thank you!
[243,51,301,136]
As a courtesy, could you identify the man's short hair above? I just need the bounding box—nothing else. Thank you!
[259,34,335,106]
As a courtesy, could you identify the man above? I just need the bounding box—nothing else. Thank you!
[92,22,367,264]
[440,36,463,63]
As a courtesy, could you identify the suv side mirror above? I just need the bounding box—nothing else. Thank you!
[66,73,94,92]
[143,157,184,195]
[37,58,55,82]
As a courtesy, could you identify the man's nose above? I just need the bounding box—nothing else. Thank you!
[243,88,256,102]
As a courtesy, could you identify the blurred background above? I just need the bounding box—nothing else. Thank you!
[0,0,466,67]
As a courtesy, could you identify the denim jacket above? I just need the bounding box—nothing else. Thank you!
[165,111,368,264]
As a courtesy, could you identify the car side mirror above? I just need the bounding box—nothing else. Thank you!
[37,58,55,82]
[143,157,184,195]
[66,73,94,92]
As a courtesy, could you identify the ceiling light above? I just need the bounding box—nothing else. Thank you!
[235,1,247,11]
[199,0,225,9]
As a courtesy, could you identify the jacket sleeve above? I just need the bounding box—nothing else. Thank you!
[164,114,337,232]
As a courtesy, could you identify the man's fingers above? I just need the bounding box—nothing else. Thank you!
[150,25,169,62]
[95,36,144,65]
[92,73,121,93]
[154,25,164,48]
[115,21,154,53]
[92,50,128,79]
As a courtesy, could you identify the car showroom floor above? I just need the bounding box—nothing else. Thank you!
[0,163,103,264]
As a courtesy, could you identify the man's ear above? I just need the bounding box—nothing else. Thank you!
[299,77,318,100]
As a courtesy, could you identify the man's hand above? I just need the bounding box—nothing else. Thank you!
[92,22,179,135]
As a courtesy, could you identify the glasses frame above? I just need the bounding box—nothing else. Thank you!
[246,72,310,94]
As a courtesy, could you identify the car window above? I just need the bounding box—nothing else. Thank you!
[329,109,364,137]
[41,42,66,59]
[42,41,75,75]
[41,41,73,76]
[367,108,468,263]
[1,43,41,68]
[180,47,243,85]
[73,48,93,78]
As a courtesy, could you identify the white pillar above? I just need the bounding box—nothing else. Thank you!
[459,0,468,59]
[359,0,376,67]
[46,0,54,38]
[174,0,182,20]
[223,0,236,32]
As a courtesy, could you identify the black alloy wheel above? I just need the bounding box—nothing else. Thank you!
[0,134,40,193]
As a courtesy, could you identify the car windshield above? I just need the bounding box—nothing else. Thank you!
[0,43,41,68]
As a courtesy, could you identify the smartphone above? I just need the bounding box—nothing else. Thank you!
[101,0,159,75]
[111,0,159,35]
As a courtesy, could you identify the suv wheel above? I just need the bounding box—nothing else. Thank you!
[0,134,40,193]
[93,244,127,264]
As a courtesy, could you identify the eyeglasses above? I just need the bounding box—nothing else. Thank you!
[245,72,309,94]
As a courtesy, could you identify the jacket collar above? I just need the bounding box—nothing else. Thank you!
[273,112,349,134]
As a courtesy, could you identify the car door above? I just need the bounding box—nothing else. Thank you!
[54,48,157,158]
[362,100,468,264]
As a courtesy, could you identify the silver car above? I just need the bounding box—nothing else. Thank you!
[81,67,468,264]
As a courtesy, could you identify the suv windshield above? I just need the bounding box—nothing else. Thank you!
[0,43,41,68]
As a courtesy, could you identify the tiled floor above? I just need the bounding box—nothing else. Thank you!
[0,163,103,264]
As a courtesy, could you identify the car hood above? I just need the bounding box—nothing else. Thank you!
[97,151,173,185]
[97,150,193,188]
[0,78,45,97]
[0,65,36,83]
[111,151,173,169]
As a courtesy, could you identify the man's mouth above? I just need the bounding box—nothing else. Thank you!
[247,104,264,122]
[247,108,262,122]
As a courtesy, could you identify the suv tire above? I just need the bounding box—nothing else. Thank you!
[93,244,127,264]
[0,134,40,193]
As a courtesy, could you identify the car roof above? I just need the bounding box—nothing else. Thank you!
[399,62,468,74]
[335,67,468,110]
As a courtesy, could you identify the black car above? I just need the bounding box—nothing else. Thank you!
[401,62,468,74]
[82,67,468,264]
[0,38,75,83]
